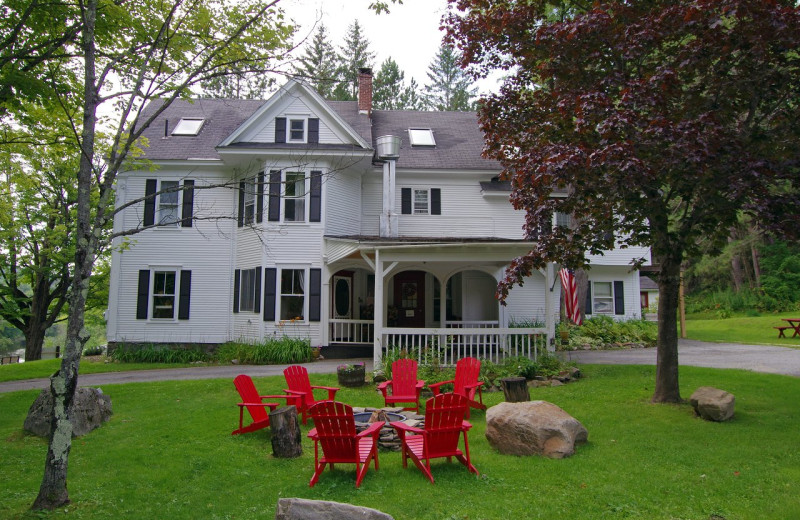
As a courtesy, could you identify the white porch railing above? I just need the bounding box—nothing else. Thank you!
[381,327,549,365]
[329,319,374,344]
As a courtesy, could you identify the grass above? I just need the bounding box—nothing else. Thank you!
[2,365,799,519]
[0,357,202,383]
[685,311,800,347]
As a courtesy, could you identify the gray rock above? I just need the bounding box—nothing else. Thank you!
[275,498,394,520]
[24,387,113,438]
[690,387,735,422]
[485,401,588,458]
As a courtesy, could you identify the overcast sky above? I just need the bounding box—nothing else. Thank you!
[280,0,501,96]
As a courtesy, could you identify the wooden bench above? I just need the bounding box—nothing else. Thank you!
[774,326,792,338]
[1,355,20,365]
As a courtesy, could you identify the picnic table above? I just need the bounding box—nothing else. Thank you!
[774,319,800,338]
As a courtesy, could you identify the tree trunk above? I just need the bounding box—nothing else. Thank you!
[32,0,99,509]
[500,377,530,402]
[24,323,46,362]
[729,234,744,292]
[751,244,761,289]
[269,406,303,458]
[652,259,682,404]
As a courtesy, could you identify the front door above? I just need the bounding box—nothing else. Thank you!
[332,272,353,341]
[394,271,425,327]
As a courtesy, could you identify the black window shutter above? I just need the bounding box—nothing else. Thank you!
[614,281,625,315]
[585,282,593,315]
[233,269,240,313]
[308,118,319,143]
[309,268,321,322]
[263,268,277,321]
[237,181,245,227]
[254,267,262,314]
[144,179,157,227]
[268,170,281,222]
[178,270,191,320]
[136,270,150,319]
[401,188,411,214]
[431,188,441,215]
[310,170,322,222]
[180,180,194,227]
[275,117,286,143]
[256,172,265,223]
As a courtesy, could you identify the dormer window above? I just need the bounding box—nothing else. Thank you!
[171,118,204,136]
[289,119,305,141]
[408,128,436,146]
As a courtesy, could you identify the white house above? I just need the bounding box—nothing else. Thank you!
[106,70,649,365]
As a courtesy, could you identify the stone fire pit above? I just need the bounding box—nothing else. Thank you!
[353,407,423,451]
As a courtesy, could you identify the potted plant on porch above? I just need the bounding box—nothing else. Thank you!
[337,362,366,387]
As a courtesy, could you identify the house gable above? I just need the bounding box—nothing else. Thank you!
[218,80,371,150]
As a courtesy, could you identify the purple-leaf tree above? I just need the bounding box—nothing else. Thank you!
[445,0,800,402]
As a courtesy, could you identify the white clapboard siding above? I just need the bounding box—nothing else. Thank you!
[109,170,235,343]
[325,170,361,236]
[502,272,549,326]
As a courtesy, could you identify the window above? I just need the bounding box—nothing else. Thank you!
[280,269,305,320]
[593,281,614,315]
[408,128,436,146]
[171,118,204,136]
[152,271,176,319]
[158,180,180,226]
[243,176,256,225]
[556,212,572,229]
[289,119,305,141]
[413,189,429,214]
[284,172,306,222]
[239,268,258,312]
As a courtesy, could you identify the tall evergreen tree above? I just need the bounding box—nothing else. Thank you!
[292,23,339,99]
[201,67,273,99]
[424,43,477,111]
[373,57,405,109]
[333,20,375,101]
[399,78,423,110]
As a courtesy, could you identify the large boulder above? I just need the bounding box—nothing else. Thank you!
[485,401,588,458]
[275,498,393,520]
[690,387,735,422]
[24,387,113,438]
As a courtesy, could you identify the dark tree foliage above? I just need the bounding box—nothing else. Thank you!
[332,20,375,101]
[445,0,800,403]
[373,57,405,109]
[292,23,339,99]
[424,43,477,111]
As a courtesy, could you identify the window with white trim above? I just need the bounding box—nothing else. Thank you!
[408,128,436,146]
[243,176,257,225]
[592,281,614,315]
[413,189,429,214]
[157,180,180,226]
[171,118,204,136]
[280,268,305,320]
[284,172,307,222]
[289,119,305,142]
[152,270,177,319]
[239,268,258,312]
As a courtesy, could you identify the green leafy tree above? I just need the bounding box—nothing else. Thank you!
[1,0,294,510]
[445,0,800,403]
[292,23,339,99]
[373,57,405,109]
[332,19,375,101]
[423,43,477,111]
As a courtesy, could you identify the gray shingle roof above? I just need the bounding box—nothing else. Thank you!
[371,110,500,171]
[133,97,499,172]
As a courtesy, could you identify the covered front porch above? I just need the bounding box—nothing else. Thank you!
[322,237,555,366]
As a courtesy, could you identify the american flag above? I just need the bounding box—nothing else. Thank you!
[559,268,582,325]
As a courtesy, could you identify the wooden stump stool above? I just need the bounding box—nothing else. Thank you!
[269,405,302,458]
[500,377,530,403]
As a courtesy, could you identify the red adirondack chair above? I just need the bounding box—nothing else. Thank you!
[390,393,479,484]
[232,374,297,435]
[428,356,486,418]
[283,365,339,424]
[307,401,384,488]
[377,358,426,413]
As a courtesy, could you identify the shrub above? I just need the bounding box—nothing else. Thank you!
[215,337,311,365]
[111,344,208,364]
[559,316,657,350]
[82,344,106,356]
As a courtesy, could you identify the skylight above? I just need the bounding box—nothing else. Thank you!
[171,118,205,136]
[408,128,436,146]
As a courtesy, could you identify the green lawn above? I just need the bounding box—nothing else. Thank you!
[0,357,203,383]
[2,365,799,519]
[685,311,800,347]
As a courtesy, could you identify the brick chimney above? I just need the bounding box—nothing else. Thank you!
[358,67,372,116]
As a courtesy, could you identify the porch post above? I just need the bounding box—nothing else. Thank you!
[544,263,556,350]
[373,249,384,367]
